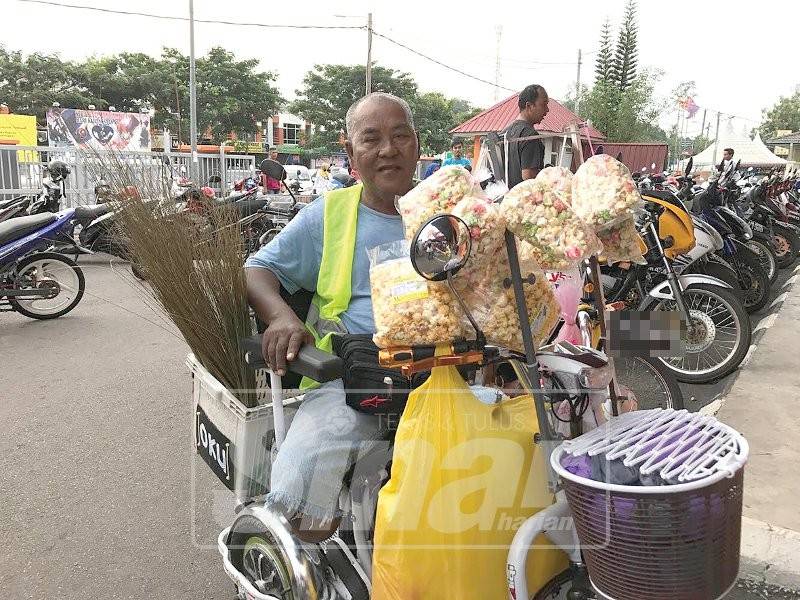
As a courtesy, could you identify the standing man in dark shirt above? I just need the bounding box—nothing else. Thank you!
[503,84,550,188]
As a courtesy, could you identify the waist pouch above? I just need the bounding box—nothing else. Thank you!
[332,334,412,417]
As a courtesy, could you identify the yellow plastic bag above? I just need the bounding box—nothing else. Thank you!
[372,366,568,600]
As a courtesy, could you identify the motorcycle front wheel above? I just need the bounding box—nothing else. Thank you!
[653,283,751,384]
[730,247,771,313]
[746,238,778,284]
[9,251,85,319]
[613,355,684,410]
[773,224,799,268]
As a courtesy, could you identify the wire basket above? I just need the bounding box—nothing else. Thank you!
[551,409,748,600]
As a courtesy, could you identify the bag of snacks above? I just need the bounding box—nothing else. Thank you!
[500,179,603,270]
[461,254,560,352]
[535,166,573,205]
[451,195,506,284]
[369,241,469,348]
[571,154,641,229]
[597,216,647,265]
[396,166,484,242]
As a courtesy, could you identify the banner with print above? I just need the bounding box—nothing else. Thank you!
[47,107,151,151]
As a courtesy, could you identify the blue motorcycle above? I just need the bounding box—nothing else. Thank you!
[0,210,85,319]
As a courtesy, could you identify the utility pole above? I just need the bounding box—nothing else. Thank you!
[711,111,721,168]
[699,108,707,142]
[188,0,198,182]
[494,26,503,102]
[575,49,582,116]
[365,13,373,95]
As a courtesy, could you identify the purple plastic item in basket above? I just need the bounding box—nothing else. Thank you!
[561,454,592,479]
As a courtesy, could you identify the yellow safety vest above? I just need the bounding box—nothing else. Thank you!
[300,183,363,388]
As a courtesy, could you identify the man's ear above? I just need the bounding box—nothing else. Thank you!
[415,131,421,160]
[345,140,355,167]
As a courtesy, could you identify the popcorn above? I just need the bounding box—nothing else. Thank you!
[461,253,560,352]
[571,154,641,229]
[535,166,573,205]
[396,166,483,242]
[501,179,603,270]
[597,216,647,265]
[370,254,468,348]
[451,196,506,282]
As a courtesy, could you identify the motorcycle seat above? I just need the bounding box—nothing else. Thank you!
[74,203,109,224]
[0,213,57,246]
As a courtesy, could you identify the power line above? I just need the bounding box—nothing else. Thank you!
[371,29,516,93]
[14,0,366,29]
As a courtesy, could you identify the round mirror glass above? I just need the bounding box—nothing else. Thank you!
[259,158,286,182]
[410,214,471,281]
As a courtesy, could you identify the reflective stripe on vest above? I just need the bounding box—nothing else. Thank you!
[300,183,363,389]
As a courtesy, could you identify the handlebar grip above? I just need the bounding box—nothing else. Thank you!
[241,335,344,382]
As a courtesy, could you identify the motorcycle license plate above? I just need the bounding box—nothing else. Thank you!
[605,310,686,357]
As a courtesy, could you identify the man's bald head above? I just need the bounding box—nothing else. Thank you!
[345,92,415,139]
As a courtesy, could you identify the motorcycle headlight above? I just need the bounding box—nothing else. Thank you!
[578,363,616,390]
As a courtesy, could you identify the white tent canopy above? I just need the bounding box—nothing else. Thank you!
[689,132,787,168]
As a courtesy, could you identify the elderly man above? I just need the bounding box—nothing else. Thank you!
[245,92,419,541]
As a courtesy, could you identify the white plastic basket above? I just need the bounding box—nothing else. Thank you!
[187,353,302,503]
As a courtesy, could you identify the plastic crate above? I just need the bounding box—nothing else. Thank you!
[187,353,301,503]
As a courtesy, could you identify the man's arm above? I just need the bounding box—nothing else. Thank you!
[246,268,314,376]
[520,138,545,180]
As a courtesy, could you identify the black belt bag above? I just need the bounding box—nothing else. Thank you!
[332,334,411,417]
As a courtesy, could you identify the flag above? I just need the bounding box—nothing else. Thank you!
[685,97,700,118]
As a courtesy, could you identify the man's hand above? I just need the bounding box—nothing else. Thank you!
[262,312,314,376]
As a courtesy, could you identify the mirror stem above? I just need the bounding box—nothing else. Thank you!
[282,180,297,207]
[446,272,484,347]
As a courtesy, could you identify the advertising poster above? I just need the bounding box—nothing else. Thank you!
[47,107,151,151]
[0,113,38,162]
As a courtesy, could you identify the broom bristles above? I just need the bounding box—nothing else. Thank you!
[85,150,258,407]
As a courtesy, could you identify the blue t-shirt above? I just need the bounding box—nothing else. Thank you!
[441,156,472,169]
[244,195,404,334]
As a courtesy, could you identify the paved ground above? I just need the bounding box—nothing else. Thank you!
[1,255,797,599]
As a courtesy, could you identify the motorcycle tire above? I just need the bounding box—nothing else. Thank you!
[684,260,743,300]
[9,251,85,319]
[130,262,147,281]
[730,246,771,313]
[613,355,685,410]
[747,237,779,285]
[653,283,751,384]
[773,224,800,268]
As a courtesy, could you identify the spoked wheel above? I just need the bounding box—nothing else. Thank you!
[746,239,778,284]
[9,252,85,319]
[772,225,799,268]
[613,355,684,410]
[655,284,751,384]
[730,250,770,313]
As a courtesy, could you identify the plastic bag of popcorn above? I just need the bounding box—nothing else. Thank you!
[597,216,647,265]
[451,195,506,283]
[535,166,573,205]
[571,155,641,228]
[501,179,603,270]
[369,240,470,348]
[396,165,484,242]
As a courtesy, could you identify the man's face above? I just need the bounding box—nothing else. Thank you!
[453,143,463,158]
[723,150,733,162]
[270,150,278,160]
[345,99,419,198]
[525,92,550,125]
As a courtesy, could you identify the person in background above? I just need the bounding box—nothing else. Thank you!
[717,147,735,174]
[502,84,549,187]
[262,147,282,194]
[423,158,442,179]
[314,162,332,195]
[441,140,472,169]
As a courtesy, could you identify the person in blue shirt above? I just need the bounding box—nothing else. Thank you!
[423,158,442,179]
[441,139,472,169]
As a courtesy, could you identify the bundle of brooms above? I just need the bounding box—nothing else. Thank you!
[87,152,258,407]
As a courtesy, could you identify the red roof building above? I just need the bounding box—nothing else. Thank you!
[450,94,604,169]
[575,142,669,173]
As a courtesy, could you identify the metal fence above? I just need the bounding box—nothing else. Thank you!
[0,146,257,207]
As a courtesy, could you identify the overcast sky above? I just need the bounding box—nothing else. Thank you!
[3,0,798,137]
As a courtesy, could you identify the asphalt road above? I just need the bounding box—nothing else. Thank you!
[2,256,797,599]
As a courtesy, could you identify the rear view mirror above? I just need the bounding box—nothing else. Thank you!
[410,215,471,282]
[259,159,286,182]
[686,157,694,176]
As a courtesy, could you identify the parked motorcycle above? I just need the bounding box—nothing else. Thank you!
[0,160,71,224]
[0,210,85,319]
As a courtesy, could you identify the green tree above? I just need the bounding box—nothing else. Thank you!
[760,88,800,138]
[291,64,419,153]
[0,47,96,122]
[413,93,481,155]
[611,0,639,90]
[595,19,614,85]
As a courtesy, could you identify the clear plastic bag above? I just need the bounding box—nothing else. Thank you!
[501,179,603,270]
[369,240,469,348]
[451,195,506,282]
[396,165,484,242]
[535,166,573,205]
[571,154,641,229]
[597,216,647,265]
[460,252,560,352]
